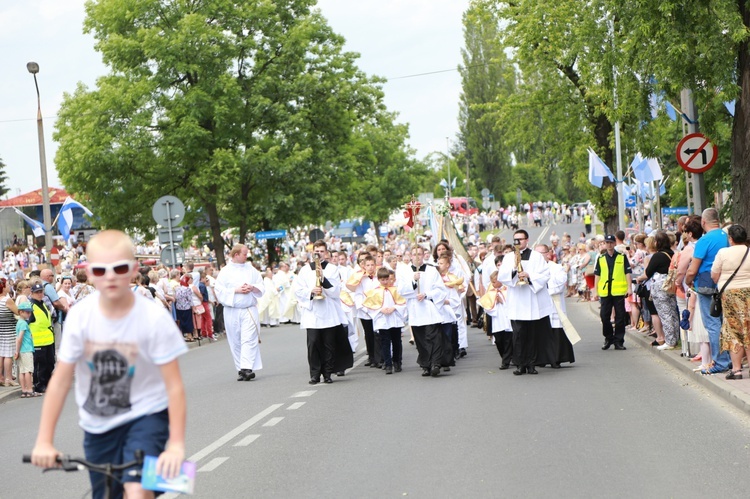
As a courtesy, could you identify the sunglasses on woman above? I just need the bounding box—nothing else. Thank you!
[89,260,136,277]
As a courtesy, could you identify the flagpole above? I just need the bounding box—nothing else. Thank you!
[614,122,626,230]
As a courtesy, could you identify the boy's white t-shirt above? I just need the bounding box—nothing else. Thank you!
[58,292,188,434]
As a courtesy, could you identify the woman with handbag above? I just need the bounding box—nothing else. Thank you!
[636,236,668,346]
[647,231,679,350]
[711,224,750,380]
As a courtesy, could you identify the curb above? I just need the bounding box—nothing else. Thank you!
[587,302,750,415]
[0,334,223,405]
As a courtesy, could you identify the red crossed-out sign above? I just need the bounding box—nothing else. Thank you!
[675,133,718,174]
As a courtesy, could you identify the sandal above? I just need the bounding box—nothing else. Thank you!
[726,370,743,380]
[30,392,43,397]
[20,392,29,398]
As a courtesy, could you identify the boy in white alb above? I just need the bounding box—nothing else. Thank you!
[31,230,187,499]
[364,268,407,374]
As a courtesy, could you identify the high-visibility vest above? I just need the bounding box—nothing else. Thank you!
[584,214,592,224]
[597,253,628,297]
[30,302,54,347]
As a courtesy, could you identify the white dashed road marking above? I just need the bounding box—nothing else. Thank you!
[287,402,306,410]
[263,417,284,427]
[291,390,316,398]
[198,457,229,472]
[233,434,261,447]
[188,404,283,463]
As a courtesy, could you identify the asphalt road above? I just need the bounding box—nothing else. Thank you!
[4,221,750,498]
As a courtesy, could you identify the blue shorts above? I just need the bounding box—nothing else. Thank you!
[83,409,169,499]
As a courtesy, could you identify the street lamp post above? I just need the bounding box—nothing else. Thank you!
[26,62,54,265]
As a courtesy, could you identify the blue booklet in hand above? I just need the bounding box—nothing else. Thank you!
[141,455,196,495]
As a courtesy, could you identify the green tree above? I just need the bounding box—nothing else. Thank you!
[0,156,9,199]
[340,112,430,224]
[55,0,386,266]
[615,1,743,224]
[458,3,516,202]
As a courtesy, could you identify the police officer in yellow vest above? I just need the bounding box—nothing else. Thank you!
[594,235,632,350]
[583,212,592,234]
[29,282,55,393]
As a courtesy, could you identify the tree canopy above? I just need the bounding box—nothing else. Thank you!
[55,0,427,264]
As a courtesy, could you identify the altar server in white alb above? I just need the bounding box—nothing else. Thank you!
[396,254,448,377]
[497,230,554,376]
[215,244,265,381]
[480,261,514,370]
[295,240,351,385]
[535,244,575,369]
[336,250,358,353]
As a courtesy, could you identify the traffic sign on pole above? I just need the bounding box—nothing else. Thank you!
[676,133,718,174]
[160,245,185,267]
[50,246,60,266]
[255,230,287,241]
[158,227,184,245]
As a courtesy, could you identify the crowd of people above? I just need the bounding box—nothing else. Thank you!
[578,207,750,381]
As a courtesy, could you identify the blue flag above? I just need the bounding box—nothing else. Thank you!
[57,196,94,242]
[13,208,46,237]
[588,148,615,188]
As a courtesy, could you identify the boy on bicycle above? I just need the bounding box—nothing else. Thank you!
[31,230,188,499]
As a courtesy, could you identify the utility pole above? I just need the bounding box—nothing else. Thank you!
[445,137,451,199]
[681,89,706,213]
[465,159,470,199]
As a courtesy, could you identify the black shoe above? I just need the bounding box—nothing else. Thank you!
[459,348,467,358]
[443,366,451,372]
[394,363,402,373]
[335,371,345,376]
[309,377,319,385]
[499,364,510,370]
[430,365,441,377]
[527,367,538,375]
[614,344,627,350]
[237,369,255,381]
[385,366,393,375]
[323,377,333,384]
[364,360,373,367]
[602,340,613,350]
[422,368,431,377]
[651,340,661,346]
[551,363,561,369]
[513,367,527,376]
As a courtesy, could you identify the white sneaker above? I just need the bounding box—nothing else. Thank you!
[656,343,675,351]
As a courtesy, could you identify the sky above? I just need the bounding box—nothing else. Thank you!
[0,0,468,198]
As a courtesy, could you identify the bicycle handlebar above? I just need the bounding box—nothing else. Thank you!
[22,449,144,473]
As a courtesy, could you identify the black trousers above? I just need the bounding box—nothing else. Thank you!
[213,304,225,333]
[412,323,442,369]
[33,344,56,393]
[512,317,551,369]
[378,327,403,367]
[361,318,382,364]
[307,327,337,379]
[492,331,513,367]
[600,295,627,346]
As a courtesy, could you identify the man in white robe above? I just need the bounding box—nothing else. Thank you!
[396,255,449,377]
[294,241,352,384]
[215,244,265,381]
[497,230,554,375]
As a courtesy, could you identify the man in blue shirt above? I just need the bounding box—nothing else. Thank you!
[685,208,730,374]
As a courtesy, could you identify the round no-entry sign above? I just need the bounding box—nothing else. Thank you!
[50,246,60,265]
[676,133,718,174]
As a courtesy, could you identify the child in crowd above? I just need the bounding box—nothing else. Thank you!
[15,301,37,397]
[31,230,188,499]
